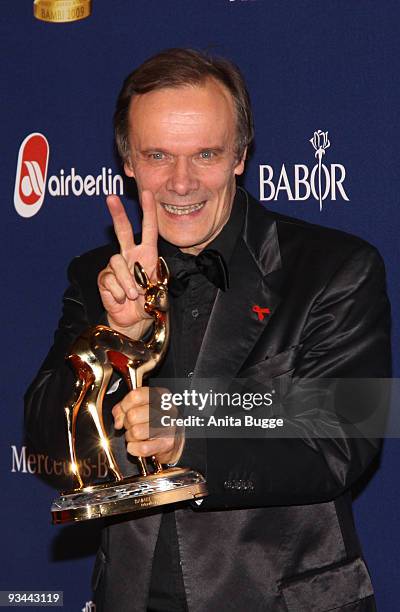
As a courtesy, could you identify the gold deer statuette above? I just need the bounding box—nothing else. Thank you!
[64,257,170,490]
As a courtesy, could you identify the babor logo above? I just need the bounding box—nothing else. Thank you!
[259,130,350,210]
[14,132,124,218]
[14,133,49,218]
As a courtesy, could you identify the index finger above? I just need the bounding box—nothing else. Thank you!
[106,195,136,254]
[140,190,158,247]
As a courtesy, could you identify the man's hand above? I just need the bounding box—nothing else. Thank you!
[112,387,184,465]
[98,190,159,340]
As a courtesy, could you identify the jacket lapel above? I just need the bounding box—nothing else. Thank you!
[194,191,282,380]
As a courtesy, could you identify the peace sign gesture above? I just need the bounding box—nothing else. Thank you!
[98,190,159,340]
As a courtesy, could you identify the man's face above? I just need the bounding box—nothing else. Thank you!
[124,78,246,254]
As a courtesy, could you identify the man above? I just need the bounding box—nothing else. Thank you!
[25,49,391,611]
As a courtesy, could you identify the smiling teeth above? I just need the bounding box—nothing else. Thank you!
[163,202,205,215]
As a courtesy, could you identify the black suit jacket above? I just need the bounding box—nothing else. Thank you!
[25,188,391,611]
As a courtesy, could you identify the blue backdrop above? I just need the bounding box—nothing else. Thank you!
[2,1,399,610]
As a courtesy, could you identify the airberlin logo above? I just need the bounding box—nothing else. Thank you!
[14,133,49,218]
[14,132,123,218]
[259,130,350,210]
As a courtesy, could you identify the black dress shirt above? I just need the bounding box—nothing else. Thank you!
[146,196,245,612]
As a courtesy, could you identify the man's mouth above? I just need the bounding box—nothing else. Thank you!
[161,201,206,216]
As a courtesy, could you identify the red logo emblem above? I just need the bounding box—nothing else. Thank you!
[14,133,49,217]
[252,305,271,321]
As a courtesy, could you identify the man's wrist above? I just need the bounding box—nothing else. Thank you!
[164,430,186,467]
[106,316,153,341]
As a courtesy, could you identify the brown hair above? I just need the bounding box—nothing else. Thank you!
[114,48,254,163]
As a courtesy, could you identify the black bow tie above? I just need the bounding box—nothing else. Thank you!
[168,249,229,297]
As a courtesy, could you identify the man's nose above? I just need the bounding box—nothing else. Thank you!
[166,157,200,195]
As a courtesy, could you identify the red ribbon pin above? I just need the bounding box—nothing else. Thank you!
[252,305,271,321]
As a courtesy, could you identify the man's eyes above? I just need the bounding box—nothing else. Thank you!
[198,150,221,162]
[144,150,218,162]
[199,150,214,159]
[148,152,166,160]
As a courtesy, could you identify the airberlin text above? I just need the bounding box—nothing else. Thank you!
[48,167,123,197]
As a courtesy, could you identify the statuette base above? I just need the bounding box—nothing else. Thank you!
[51,467,207,524]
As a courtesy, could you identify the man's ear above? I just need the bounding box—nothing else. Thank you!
[124,157,135,178]
[234,146,247,176]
